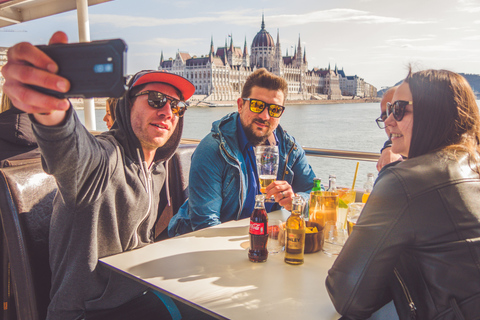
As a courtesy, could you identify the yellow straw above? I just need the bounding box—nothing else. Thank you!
[345,162,359,229]
[351,162,359,190]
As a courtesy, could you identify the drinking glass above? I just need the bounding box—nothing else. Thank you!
[255,146,279,202]
[323,221,347,257]
[346,202,365,235]
[309,191,338,228]
[337,187,356,226]
[267,220,284,254]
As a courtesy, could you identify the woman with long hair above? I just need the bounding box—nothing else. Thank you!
[326,69,480,320]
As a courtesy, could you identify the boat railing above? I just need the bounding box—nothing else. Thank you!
[181,139,380,162]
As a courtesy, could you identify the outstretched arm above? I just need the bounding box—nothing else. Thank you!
[1,31,70,126]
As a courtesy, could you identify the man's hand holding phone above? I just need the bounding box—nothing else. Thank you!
[2,31,71,126]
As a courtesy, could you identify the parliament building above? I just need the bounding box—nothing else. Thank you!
[159,16,376,102]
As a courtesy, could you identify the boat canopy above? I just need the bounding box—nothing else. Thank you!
[1,0,113,130]
[0,0,111,28]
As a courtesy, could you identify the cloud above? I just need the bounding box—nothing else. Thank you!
[457,0,480,12]
[90,8,432,29]
[136,37,205,49]
[464,35,480,40]
[386,37,435,45]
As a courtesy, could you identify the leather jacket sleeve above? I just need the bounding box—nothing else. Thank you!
[325,167,414,319]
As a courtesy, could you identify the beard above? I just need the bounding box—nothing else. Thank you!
[242,117,273,146]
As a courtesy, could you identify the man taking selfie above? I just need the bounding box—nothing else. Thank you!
[2,31,195,320]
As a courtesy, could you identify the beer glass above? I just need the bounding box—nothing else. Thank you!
[255,146,279,202]
[346,202,364,235]
[309,191,338,228]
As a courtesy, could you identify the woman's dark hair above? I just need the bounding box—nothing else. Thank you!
[405,68,480,165]
[106,97,118,121]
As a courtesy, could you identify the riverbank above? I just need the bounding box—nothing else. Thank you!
[70,97,380,109]
[193,97,379,107]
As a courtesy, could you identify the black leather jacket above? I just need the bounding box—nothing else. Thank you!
[326,150,480,320]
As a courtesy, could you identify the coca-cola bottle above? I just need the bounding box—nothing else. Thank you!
[248,194,268,263]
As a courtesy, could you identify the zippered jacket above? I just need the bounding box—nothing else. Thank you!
[326,150,480,320]
[168,112,315,236]
[30,95,182,319]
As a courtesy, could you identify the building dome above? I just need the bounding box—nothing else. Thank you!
[251,16,275,48]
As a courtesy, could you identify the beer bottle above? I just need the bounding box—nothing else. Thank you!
[362,173,375,203]
[327,174,337,192]
[248,194,268,263]
[285,195,306,265]
[312,178,323,192]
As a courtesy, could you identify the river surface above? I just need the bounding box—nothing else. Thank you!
[76,101,480,188]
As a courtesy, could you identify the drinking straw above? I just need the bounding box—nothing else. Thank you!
[344,162,360,230]
[351,162,360,190]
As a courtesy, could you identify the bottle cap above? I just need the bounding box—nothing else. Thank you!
[255,194,266,201]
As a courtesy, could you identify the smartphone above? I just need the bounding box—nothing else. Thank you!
[33,39,128,98]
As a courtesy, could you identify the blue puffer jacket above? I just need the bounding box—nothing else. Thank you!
[168,112,315,236]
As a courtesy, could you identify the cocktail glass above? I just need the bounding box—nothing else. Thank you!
[255,146,279,202]
[336,187,356,227]
[346,202,364,235]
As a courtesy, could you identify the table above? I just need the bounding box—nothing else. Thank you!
[100,210,396,320]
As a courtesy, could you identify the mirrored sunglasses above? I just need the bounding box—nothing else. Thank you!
[243,98,285,118]
[386,100,412,122]
[375,112,387,129]
[134,90,188,117]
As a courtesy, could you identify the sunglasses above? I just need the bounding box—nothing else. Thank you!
[243,98,285,118]
[134,91,188,117]
[386,100,413,122]
[375,112,387,129]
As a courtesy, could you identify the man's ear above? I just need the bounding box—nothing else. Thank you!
[237,98,244,112]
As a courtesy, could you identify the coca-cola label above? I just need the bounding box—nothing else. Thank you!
[249,222,266,235]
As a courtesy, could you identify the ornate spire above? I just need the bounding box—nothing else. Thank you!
[261,12,265,30]
[210,35,215,56]
[303,47,306,63]
[229,34,234,51]
[160,51,164,63]
[243,36,248,56]
[276,28,280,46]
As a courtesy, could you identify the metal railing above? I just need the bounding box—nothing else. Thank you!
[181,139,380,162]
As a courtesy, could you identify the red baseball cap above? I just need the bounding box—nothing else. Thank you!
[130,70,195,100]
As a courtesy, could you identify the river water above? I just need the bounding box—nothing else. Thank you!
[77,101,480,189]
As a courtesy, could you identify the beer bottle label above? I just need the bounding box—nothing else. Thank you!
[286,231,303,253]
[249,222,266,235]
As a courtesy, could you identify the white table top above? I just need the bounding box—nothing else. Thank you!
[100,210,342,319]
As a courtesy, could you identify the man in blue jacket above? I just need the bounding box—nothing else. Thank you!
[169,68,316,236]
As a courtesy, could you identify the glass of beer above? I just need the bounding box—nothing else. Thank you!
[309,191,338,228]
[346,202,365,235]
[255,146,279,202]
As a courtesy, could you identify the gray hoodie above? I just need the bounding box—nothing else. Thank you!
[30,92,182,319]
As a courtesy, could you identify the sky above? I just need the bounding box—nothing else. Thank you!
[2,0,480,90]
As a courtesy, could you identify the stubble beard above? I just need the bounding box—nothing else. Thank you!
[243,118,272,146]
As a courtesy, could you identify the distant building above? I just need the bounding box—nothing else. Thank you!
[158,15,376,101]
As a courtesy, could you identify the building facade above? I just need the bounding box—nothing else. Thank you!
[159,16,376,101]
